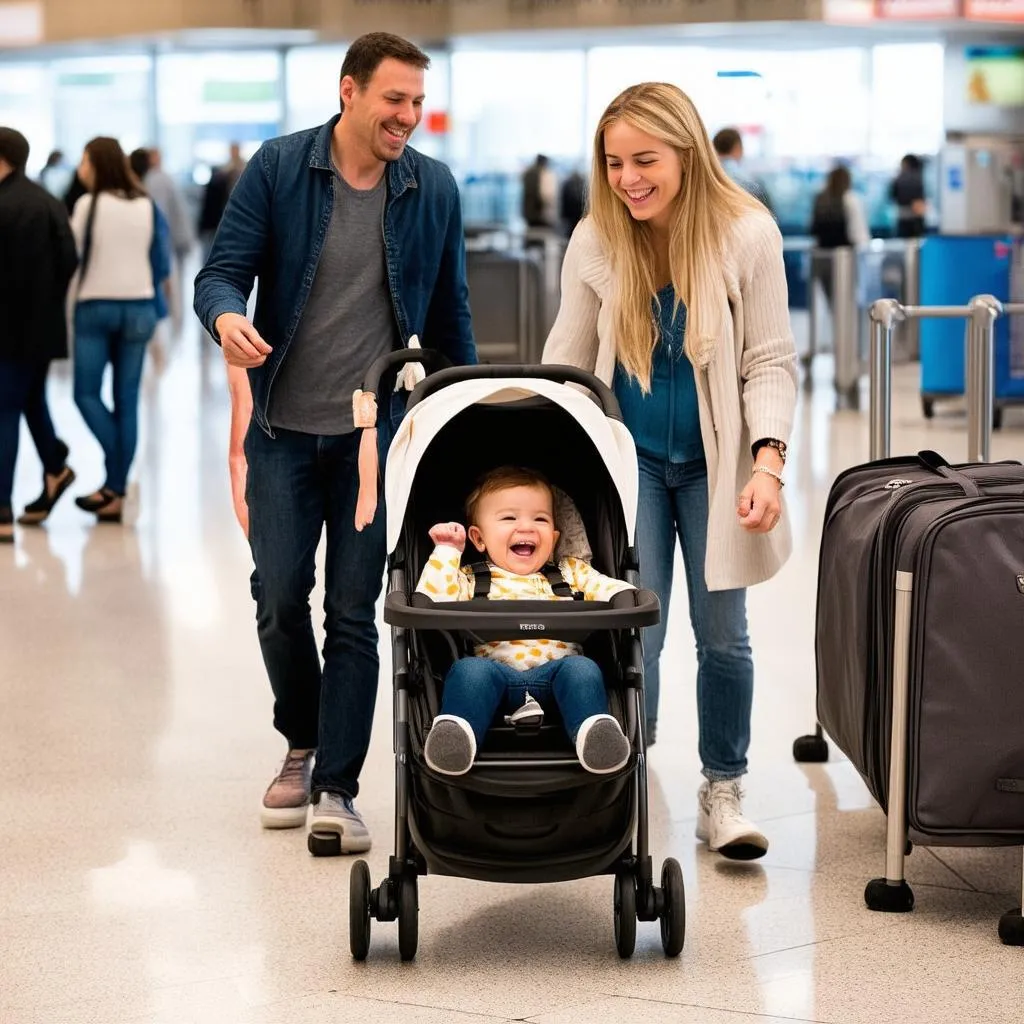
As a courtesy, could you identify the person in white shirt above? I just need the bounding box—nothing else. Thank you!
[416,466,632,777]
[69,137,166,523]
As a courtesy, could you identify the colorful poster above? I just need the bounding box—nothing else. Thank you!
[964,46,1024,105]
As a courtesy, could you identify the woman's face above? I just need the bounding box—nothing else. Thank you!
[78,150,95,191]
[603,120,682,231]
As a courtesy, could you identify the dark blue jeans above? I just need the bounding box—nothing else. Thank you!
[73,299,157,495]
[244,400,402,799]
[637,455,753,780]
[0,359,65,511]
[440,655,609,747]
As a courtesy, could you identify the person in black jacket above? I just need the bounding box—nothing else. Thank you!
[890,153,926,238]
[0,128,79,541]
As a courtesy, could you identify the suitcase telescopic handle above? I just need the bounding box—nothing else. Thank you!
[869,295,1001,463]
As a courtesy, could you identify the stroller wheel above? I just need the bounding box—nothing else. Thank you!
[659,858,685,958]
[349,860,372,961]
[613,872,637,959]
[398,872,419,962]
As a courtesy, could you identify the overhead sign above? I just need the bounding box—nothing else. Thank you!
[873,0,961,16]
[965,0,1024,20]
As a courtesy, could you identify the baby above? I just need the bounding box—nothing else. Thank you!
[415,465,632,776]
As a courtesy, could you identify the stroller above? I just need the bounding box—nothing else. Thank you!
[344,351,684,961]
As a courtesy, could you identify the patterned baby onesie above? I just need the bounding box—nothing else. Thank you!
[415,544,633,669]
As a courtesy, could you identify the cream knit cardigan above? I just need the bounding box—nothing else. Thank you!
[542,212,798,592]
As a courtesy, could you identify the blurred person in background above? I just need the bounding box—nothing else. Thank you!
[544,83,797,861]
[522,153,558,229]
[38,149,73,200]
[195,31,476,851]
[890,153,926,238]
[712,127,773,215]
[810,164,870,307]
[131,147,197,325]
[69,137,171,524]
[560,168,586,239]
[198,142,247,261]
[0,128,78,542]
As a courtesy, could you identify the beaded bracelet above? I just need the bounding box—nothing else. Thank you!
[752,465,784,488]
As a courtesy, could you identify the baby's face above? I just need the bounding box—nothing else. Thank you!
[468,484,560,576]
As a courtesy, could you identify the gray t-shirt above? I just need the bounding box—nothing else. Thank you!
[267,172,399,434]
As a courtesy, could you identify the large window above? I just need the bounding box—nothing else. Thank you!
[156,51,283,179]
[0,62,52,176]
[52,54,153,166]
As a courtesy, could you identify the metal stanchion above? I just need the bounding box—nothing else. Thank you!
[832,246,859,409]
[901,239,921,361]
[966,296,1001,463]
[869,299,903,460]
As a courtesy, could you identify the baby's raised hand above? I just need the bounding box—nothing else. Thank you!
[429,521,466,551]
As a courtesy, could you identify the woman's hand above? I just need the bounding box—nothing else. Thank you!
[429,522,467,552]
[737,471,782,533]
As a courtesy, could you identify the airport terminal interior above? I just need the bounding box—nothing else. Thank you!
[2,1,1024,1022]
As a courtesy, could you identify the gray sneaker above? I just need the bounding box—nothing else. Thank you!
[308,792,372,853]
[260,749,314,829]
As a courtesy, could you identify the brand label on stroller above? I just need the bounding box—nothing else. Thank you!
[519,623,547,631]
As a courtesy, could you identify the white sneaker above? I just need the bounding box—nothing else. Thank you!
[308,792,372,853]
[695,779,768,860]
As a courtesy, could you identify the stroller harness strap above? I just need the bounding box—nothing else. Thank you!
[466,561,585,601]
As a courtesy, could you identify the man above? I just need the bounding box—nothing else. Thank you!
[890,153,926,239]
[198,142,247,261]
[38,149,73,199]
[194,32,476,853]
[0,128,78,542]
[144,148,196,267]
[712,127,773,214]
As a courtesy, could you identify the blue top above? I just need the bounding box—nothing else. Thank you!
[613,284,703,464]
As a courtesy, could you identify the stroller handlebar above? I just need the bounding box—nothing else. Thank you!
[384,588,660,633]
[404,364,623,419]
[361,348,454,396]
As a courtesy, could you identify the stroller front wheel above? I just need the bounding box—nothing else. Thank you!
[398,872,419,962]
[349,860,372,961]
[659,858,685,958]
[613,872,637,959]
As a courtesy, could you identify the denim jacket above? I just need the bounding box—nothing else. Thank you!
[194,116,477,434]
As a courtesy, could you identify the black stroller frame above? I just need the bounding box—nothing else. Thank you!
[337,351,685,962]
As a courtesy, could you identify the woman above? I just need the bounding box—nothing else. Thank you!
[810,165,871,306]
[543,83,797,860]
[70,137,169,523]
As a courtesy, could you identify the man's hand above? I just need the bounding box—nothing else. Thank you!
[737,472,782,534]
[429,522,466,552]
[216,312,272,368]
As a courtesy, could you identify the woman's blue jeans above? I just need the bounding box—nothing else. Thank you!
[637,455,753,780]
[73,299,157,495]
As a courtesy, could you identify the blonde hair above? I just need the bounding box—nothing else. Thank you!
[590,82,762,391]
[465,466,553,525]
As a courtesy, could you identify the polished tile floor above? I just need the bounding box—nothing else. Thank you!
[2,313,1022,1024]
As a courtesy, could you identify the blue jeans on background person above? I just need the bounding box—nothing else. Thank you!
[439,655,609,747]
[244,398,403,800]
[73,299,157,495]
[637,454,753,780]
[0,359,66,511]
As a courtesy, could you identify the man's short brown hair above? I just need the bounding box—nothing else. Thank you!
[465,466,553,525]
[339,32,430,112]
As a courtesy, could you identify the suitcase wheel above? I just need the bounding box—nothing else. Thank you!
[864,878,914,913]
[998,908,1024,947]
[792,734,829,763]
[922,397,935,419]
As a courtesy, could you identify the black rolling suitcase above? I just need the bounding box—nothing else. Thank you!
[815,449,1024,941]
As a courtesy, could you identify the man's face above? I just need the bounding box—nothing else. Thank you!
[340,58,425,163]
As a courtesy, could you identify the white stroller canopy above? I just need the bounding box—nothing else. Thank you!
[384,377,639,554]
